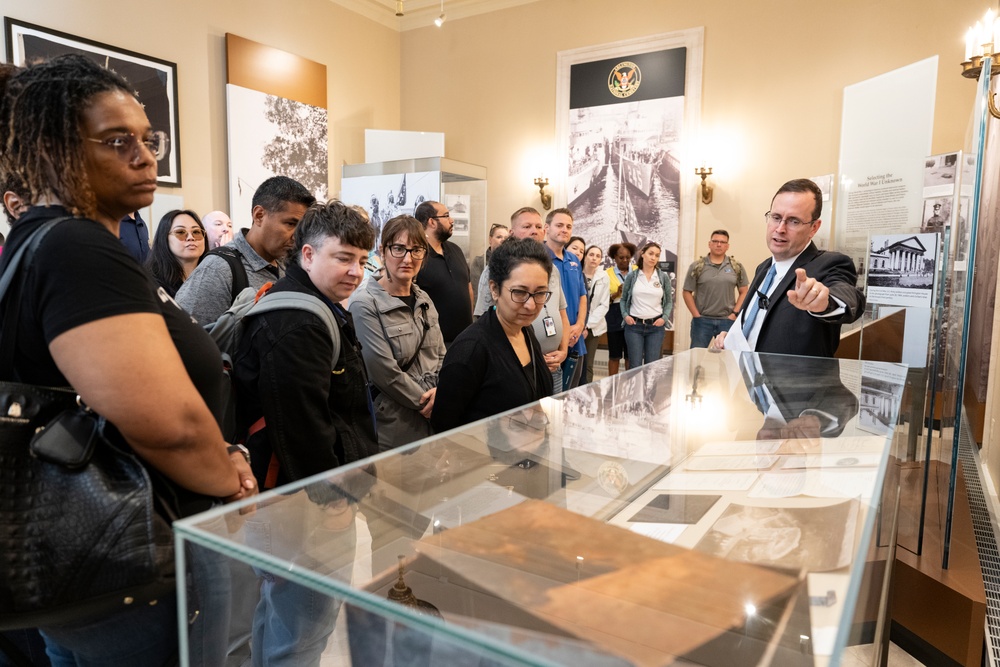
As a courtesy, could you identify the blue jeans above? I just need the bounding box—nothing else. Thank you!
[624,322,665,368]
[245,494,358,667]
[39,542,230,667]
[690,316,732,348]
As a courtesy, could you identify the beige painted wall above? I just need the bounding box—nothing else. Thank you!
[399,0,981,339]
[2,0,400,224]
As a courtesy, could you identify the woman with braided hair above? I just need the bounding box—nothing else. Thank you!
[0,54,255,665]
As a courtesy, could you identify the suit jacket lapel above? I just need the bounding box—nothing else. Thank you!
[755,243,822,342]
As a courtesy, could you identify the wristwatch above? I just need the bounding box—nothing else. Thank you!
[227,444,251,464]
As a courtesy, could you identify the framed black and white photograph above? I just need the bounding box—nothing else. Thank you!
[5,18,182,186]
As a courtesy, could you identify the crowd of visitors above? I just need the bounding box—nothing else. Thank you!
[0,54,675,665]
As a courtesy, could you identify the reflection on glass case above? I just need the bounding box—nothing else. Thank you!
[176,350,907,666]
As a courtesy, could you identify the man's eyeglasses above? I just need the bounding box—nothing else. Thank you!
[429,213,452,220]
[386,244,427,259]
[489,223,509,234]
[508,288,552,304]
[86,132,169,161]
[764,211,815,229]
[170,228,205,240]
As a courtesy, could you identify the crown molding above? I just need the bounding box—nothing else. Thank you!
[327,0,541,32]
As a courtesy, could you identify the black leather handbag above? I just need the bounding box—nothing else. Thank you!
[0,218,175,630]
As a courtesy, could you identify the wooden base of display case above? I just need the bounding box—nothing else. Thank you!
[892,461,985,666]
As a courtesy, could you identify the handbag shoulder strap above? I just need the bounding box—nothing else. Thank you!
[0,216,76,374]
[371,297,430,375]
[0,217,73,303]
[399,302,430,373]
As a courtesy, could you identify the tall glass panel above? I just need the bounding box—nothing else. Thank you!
[941,56,991,567]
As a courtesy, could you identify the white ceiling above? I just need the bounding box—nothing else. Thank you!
[328,0,541,31]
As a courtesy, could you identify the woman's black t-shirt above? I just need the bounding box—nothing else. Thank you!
[0,206,226,511]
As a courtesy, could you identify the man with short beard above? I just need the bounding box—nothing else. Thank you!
[414,200,473,345]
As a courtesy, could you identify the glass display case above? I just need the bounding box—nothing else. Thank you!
[340,156,488,262]
[175,349,907,666]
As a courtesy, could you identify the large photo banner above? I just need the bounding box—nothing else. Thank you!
[556,30,703,330]
[567,48,685,265]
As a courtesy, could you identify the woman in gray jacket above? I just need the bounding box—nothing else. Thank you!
[350,215,446,450]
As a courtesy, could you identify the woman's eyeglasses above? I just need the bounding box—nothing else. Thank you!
[508,288,551,304]
[170,228,205,240]
[386,244,427,259]
[86,132,169,161]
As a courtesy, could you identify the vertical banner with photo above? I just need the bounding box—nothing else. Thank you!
[556,30,703,333]
[226,84,328,221]
[225,35,328,224]
[834,58,937,276]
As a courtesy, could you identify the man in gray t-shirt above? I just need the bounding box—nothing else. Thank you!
[682,229,748,348]
[176,176,314,324]
[474,207,569,390]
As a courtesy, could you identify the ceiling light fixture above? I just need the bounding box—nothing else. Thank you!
[434,0,446,27]
[395,0,404,17]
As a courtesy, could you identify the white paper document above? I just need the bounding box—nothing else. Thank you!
[779,453,882,470]
[720,322,751,352]
[697,440,782,456]
[749,469,879,499]
[684,455,778,471]
[654,472,759,492]
[628,523,687,544]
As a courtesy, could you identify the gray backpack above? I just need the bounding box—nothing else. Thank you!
[207,286,341,440]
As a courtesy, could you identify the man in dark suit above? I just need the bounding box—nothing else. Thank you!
[713,178,865,357]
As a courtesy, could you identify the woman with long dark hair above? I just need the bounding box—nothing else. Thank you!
[0,54,253,666]
[621,241,673,368]
[146,208,208,297]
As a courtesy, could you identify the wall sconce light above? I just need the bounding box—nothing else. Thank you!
[960,8,1000,118]
[694,167,713,204]
[534,176,552,210]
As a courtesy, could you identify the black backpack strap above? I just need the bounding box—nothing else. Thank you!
[206,246,248,302]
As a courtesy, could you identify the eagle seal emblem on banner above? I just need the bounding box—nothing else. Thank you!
[609,61,641,98]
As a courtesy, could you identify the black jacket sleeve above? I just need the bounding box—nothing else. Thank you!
[255,317,344,481]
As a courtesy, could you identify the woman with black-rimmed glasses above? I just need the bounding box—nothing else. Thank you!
[146,208,208,297]
[432,237,554,433]
[0,54,252,667]
[351,215,446,450]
